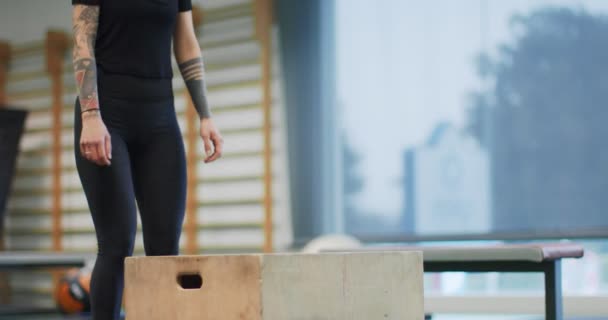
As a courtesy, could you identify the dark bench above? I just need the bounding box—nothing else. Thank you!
[0,252,92,271]
[326,243,584,320]
[0,252,93,316]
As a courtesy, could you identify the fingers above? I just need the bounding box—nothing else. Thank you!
[82,142,99,164]
[96,136,110,166]
[105,133,112,161]
[80,136,111,166]
[202,133,214,163]
[80,142,88,159]
[206,133,224,163]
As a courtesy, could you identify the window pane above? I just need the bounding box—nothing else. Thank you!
[338,0,608,237]
[336,0,608,296]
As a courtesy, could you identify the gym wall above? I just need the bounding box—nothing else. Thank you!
[1,0,293,307]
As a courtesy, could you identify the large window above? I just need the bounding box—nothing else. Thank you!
[335,0,608,301]
[337,0,608,239]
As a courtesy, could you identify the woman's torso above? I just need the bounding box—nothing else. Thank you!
[94,0,181,100]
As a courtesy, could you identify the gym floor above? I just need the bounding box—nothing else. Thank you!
[0,311,124,320]
[4,314,606,320]
[0,316,91,320]
[0,314,124,320]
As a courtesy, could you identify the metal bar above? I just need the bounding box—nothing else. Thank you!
[424,259,565,320]
[0,253,91,271]
[351,229,608,243]
[544,260,563,320]
[424,260,548,273]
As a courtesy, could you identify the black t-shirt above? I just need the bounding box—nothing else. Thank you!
[72,0,192,79]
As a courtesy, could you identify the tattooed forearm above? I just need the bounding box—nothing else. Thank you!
[74,58,99,110]
[72,5,100,116]
[179,57,211,119]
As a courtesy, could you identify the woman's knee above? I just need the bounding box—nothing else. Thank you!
[97,234,135,258]
[143,237,179,256]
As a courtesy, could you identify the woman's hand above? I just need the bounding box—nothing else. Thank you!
[200,117,223,163]
[80,112,112,166]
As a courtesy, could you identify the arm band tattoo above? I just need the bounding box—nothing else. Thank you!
[179,57,211,119]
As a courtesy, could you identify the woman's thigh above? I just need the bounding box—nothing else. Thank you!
[130,107,187,255]
[74,100,137,254]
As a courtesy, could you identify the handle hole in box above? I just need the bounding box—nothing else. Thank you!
[177,273,203,290]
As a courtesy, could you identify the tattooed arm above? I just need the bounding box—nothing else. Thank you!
[73,4,111,166]
[179,57,211,119]
[174,11,223,163]
[73,5,99,116]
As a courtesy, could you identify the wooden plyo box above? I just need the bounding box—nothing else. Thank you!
[124,252,424,320]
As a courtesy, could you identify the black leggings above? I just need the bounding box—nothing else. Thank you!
[74,75,186,320]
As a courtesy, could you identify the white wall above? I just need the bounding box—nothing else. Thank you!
[0,0,72,43]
